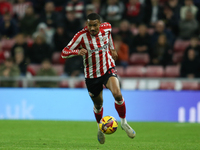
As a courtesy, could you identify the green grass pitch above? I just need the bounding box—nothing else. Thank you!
[0,120,200,150]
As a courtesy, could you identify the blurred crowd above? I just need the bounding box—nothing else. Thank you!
[1,0,200,87]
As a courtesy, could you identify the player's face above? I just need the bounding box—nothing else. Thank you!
[87,19,101,36]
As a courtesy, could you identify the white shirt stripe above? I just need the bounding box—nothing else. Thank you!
[82,34,94,78]
[69,34,83,50]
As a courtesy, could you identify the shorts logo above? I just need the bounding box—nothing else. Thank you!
[89,92,94,97]
[108,68,117,75]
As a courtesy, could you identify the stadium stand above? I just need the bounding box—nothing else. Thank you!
[52,52,61,64]
[173,40,190,52]
[115,66,125,77]
[0,0,200,89]
[27,64,63,76]
[172,52,184,64]
[129,53,150,66]
[59,80,69,88]
[125,66,145,77]
[165,65,180,77]
[147,28,155,35]
[1,39,15,51]
[181,82,199,90]
[52,65,63,75]
[160,81,175,90]
[112,27,119,34]
[145,66,164,77]
[74,80,86,88]
[27,64,40,76]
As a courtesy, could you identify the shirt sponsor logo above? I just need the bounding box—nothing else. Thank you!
[89,43,109,53]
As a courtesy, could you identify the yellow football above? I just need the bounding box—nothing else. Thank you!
[99,116,118,134]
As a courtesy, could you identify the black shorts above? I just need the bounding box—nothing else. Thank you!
[85,67,118,98]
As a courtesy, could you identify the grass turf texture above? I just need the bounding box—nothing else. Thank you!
[0,121,199,150]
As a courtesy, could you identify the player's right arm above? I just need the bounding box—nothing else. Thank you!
[61,47,87,58]
[61,31,87,58]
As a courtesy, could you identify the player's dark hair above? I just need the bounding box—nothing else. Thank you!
[86,13,100,21]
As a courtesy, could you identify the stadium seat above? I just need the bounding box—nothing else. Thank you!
[173,39,190,52]
[27,64,41,76]
[74,80,86,88]
[181,82,199,90]
[173,52,183,64]
[27,64,63,76]
[115,66,125,77]
[145,66,164,77]
[160,81,175,90]
[125,66,145,77]
[61,79,85,88]
[52,65,64,75]
[165,65,180,77]
[112,27,119,34]
[52,52,61,64]
[129,53,150,66]
[1,39,15,51]
[59,80,69,88]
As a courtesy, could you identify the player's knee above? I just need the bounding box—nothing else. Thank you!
[94,104,102,110]
[112,91,122,101]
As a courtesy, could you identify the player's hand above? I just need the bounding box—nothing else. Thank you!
[78,48,87,56]
[110,49,118,61]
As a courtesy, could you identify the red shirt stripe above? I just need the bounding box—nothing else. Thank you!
[99,29,106,76]
[80,38,90,78]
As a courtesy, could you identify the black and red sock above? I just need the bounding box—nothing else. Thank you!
[93,107,103,123]
[115,99,126,118]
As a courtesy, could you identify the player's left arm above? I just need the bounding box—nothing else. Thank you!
[110,49,118,61]
[61,31,84,58]
[109,32,118,61]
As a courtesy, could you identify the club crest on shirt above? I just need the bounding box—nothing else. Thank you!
[102,37,107,42]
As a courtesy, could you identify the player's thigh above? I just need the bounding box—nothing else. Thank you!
[91,90,103,106]
[106,76,122,98]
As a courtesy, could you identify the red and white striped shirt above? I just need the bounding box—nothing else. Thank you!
[61,22,115,79]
